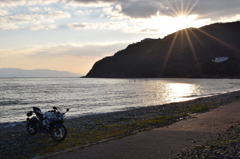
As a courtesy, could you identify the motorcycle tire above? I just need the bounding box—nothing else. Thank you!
[51,124,67,141]
[26,120,38,135]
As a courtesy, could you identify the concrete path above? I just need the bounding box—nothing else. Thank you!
[48,102,240,159]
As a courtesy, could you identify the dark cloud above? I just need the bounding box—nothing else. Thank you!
[2,0,240,21]
[104,0,240,21]
[121,0,161,18]
[118,0,240,20]
[186,0,240,20]
[69,0,240,20]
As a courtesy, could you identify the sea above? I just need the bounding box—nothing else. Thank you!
[1,78,240,127]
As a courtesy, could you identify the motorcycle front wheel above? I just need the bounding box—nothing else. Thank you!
[51,124,67,141]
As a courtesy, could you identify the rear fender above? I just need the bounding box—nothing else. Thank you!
[29,117,40,130]
[31,117,39,123]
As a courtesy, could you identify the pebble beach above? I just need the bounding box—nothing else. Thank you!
[1,90,240,158]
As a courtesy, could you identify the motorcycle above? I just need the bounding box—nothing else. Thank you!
[26,106,69,141]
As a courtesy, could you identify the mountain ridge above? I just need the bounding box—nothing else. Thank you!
[86,21,240,78]
[0,68,81,77]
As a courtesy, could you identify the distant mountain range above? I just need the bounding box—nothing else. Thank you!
[86,21,240,78]
[0,68,81,77]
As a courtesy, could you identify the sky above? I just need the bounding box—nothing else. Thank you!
[0,0,240,75]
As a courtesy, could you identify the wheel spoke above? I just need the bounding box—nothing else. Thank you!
[51,124,67,141]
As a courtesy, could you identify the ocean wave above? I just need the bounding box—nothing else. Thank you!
[0,100,57,106]
[0,100,22,106]
[0,121,25,128]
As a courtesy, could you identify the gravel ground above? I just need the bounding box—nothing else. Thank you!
[174,123,240,159]
[1,90,240,159]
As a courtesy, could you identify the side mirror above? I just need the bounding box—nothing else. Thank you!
[53,106,57,110]
[66,108,70,112]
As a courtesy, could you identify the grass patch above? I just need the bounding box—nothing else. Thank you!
[120,117,132,122]
[132,116,172,128]
[94,120,103,124]
[187,103,214,114]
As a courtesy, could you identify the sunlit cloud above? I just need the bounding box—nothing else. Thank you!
[0,11,70,30]
[102,5,125,19]
[0,9,9,16]
[30,24,56,30]
[211,14,240,24]
[0,42,129,60]
[123,27,160,34]
[76,10,84,14]
[32,42,129,58]
[65,0,113,7]
[0,23,20,31]
[29,7,41,12]
[68,22,126,30]
[0,0,56,7]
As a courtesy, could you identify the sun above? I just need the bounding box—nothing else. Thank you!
[163,0,206,30]
[174,14,201,29]
[142,0,209,36]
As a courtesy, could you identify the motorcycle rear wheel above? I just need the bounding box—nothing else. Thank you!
[51,124,67,141]
[26,121,38,135]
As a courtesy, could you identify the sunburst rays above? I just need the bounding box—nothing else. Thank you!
[160,0,240,76]
[196,28,240,53]
[164,0,199,18]
[162,0,201,73]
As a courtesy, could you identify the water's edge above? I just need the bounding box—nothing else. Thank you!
[1,89,240,129]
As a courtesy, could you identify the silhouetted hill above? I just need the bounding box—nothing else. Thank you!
[0,68,81,77]
[86,21,240,78]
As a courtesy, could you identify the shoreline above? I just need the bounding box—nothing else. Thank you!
[1,90,240,158]
[1,88,239,128]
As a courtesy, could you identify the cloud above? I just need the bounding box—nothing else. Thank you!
[76,10,84,14]
[63,0,124,7]
[0,11,70,30]
[124,27,160,34]
[118,0,240,21]
[0,42,130,59]
[29,7,41,12]
[0,23,20,31]
[0,0,56,7]
[121,0,161,18]
[8,11,70,24]
[32,42,129,58]
[0,9,9,16]
[68,22,126,30]
[2,0,240,22]
[68,23,97,29]
[30,24,56,30]
[102,5,126,19]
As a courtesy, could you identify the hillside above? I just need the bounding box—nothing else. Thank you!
[0,68,81,77]
[86,21,240,78]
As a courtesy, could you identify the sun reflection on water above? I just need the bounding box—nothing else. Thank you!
[166,83,198,102]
